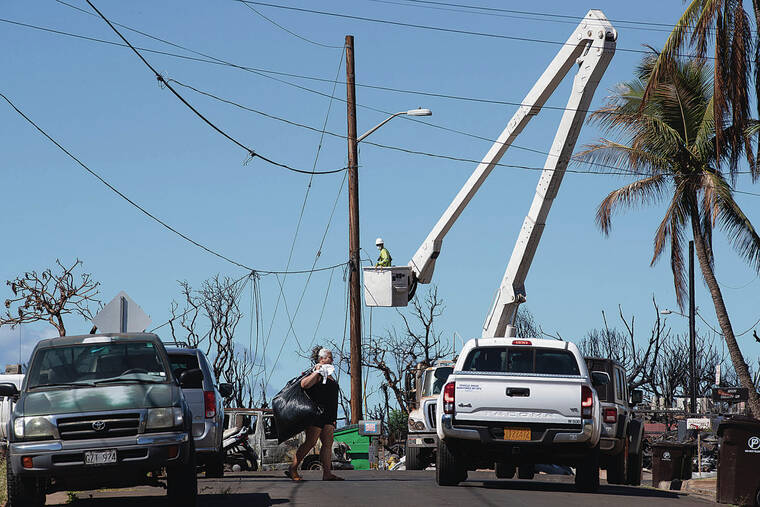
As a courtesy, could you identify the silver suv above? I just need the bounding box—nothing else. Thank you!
[166,347,232,478]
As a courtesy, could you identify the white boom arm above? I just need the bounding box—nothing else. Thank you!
[408,10,616,336]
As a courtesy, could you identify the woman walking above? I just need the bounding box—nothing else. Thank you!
[286,347,343,481]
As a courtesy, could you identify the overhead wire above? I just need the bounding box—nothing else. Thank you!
[232,1,716,59]
[82,0,344,176]
[0,92,351,276]
[238,0,344,49]
[258,52,345,381]
[165,77,760,190]
[370,0,733,35]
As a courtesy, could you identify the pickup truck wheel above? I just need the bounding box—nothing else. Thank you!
[167,442,198,506]
[435,439,463,486]
[626,451,643,486]
[205,446,225,478]
[606,450,626,484]
[575,445,600,493]
[494,463,515,479]
[405,443,423,470]
[517,464,535,480]
[6,454,45,507]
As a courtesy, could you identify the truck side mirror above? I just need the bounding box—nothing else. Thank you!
[218,383,233,398]
[591,371,610,387]
[0,383,19,397]
[179,368,203,388]
[631,390,643,406]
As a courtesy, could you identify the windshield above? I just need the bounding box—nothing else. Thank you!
[27,341,169,388]
[462,347,580,376]
[421,367,454,397]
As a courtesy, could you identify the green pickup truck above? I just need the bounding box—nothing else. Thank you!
[0,333,198,507]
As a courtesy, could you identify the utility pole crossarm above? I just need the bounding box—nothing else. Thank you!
[409,11,617,290]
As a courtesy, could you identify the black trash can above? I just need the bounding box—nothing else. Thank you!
[651,442,689,487]
[717,416,760,506]
[681,442,696,480]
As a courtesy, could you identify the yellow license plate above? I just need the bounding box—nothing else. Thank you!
[503,428,531,441]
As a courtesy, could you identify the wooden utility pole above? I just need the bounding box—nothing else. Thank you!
[689,240,697,414]
[345,35,363,424]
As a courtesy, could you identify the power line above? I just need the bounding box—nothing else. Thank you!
[10,13,758,187]
[238,1,344,49]
[83,0,345,176]
[0,92,352,275]
[259,52,344,378]
[165,77,760,188]
[377,0,729,34]
[232,0,714,59]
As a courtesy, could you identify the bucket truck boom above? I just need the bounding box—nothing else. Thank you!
[363,10,616,337]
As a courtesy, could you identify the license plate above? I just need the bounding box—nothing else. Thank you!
[503,428,531,441]
[84,449,117,465]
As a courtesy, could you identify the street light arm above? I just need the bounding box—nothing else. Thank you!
[357,111,406,143]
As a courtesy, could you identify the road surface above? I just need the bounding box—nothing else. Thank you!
[48,470,715,506]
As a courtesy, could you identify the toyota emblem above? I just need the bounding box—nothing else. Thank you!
[92,420,106,431]
[749,436,760,450]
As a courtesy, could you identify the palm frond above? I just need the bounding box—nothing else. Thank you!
[596,175,668,234]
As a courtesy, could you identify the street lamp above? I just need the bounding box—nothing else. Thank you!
[357,108,433,143]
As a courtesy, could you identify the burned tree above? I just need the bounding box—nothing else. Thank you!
[2,259,100,336]
[169,275,255,406]
[578,297,665,394]
[361,286,454,412]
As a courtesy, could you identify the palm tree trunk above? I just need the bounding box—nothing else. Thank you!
[691,212,760,416]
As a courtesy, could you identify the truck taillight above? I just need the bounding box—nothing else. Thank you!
[603,407,617,424]
[204,391,216,418]
[581,385,593,419]
[443,382,456,415]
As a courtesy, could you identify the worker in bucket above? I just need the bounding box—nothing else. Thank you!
[375,237,392,267]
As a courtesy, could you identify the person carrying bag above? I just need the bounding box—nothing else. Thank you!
[275,346,343,481]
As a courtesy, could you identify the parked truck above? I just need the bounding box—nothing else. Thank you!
[404,361,454,470]
[584,357,645,485]
[435,338,603,490]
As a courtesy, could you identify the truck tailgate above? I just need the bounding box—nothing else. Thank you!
[453,374,583,425]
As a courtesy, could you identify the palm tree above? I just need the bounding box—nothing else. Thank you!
[577,55,760,416]
[647,0,760,178]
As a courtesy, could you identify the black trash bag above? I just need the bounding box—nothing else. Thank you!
[272,375,324,443]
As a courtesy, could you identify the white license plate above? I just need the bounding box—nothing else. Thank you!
[84,449,117,465]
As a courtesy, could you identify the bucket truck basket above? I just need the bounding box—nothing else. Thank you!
[363,266,412,307]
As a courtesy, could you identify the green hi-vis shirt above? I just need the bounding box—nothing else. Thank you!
[376,247,392,267]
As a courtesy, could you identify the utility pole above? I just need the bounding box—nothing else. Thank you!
[345,34,363,424]
[689,240,697,414]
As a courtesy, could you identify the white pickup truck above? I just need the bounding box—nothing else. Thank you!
[435,338,602,491]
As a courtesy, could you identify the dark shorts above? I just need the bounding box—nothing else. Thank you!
[311,416,337,429]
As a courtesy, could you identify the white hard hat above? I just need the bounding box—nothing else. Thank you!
[375,237,384,246]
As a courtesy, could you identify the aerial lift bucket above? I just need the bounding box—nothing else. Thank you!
[363,266,412,307]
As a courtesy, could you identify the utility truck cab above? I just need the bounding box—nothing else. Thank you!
[435,338,602,491]
[405,361,454,470]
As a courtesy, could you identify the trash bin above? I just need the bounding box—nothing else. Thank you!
[681,443,696,480]
[651,442,692,487]
[333,425,370,470]
[717,416,760,506]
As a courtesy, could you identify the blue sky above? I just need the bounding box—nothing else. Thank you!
[2,0,759,407]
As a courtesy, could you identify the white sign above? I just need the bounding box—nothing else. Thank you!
[92,291,151,333]
[715,363,721,386]
[687,417,711,430]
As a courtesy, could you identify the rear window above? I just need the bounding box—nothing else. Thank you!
[462,347,580,376]
[168,353,201,379]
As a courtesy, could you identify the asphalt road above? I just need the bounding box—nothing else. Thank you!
[47,470,716,507]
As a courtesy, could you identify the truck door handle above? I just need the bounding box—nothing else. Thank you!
[506,387,530,397]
